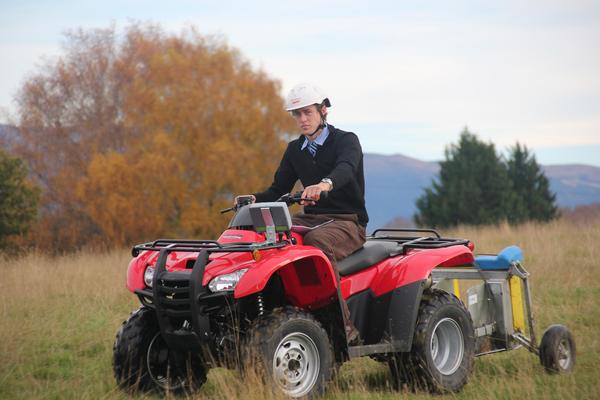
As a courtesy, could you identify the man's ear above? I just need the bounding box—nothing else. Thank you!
[320,105,328,116]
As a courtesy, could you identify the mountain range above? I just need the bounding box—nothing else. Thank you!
[2,124,599,230]
[363,153,600,229]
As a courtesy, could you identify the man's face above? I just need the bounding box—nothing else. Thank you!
[291,105,325,136]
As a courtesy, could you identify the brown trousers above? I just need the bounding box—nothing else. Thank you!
[293,213,365,337]
[292,213,366,266]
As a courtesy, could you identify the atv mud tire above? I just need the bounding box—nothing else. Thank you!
[389,289,474,393]
[539,324,576,374]
[112,307,206,394]
[245,307,335,398]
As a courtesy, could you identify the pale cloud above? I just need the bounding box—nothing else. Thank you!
[0,0,598,165]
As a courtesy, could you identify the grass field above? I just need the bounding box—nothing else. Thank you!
[1,218,599,399]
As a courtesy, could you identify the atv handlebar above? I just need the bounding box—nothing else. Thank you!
[221,191,329,214]
[277,190,329,204]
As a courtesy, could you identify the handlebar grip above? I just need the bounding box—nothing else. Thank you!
[290,189,329,203]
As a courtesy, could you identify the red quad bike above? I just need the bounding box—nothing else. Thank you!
[113,193,576,397]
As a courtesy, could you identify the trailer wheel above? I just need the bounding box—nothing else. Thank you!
[539,324,576,374]
[112,307,207,394]
[390,289,474,393]
[245,307,335,398]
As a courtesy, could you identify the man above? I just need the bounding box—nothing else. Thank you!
[237,82,368,342]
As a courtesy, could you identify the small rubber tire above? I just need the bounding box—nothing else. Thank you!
[112,307,207,394]
[539,324,576,374]
[389,289,475,393]
[245,307,335,398]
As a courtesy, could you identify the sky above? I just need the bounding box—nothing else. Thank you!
[1,0,599,166]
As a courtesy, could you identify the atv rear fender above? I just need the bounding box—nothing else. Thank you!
[374,245,474,295]
[342,245,475,299]
[234,245,338,310]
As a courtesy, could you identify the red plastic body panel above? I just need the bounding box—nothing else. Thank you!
[234,246,337,308]
[126,229,474,309]
[340,245,474,299]
[126,230,337,309]
[217,229,265,243]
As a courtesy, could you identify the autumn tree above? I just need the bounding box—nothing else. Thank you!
[0,150,39,248]
[15,24,294,248]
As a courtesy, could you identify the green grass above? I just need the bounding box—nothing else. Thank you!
[1,219,599,399]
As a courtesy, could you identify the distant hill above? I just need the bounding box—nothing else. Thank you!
[542,164,600,208]
[3,124,599,231]
[363,153,437,230]
[364,153,600,230]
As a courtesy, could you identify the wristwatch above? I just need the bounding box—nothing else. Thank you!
[320,178,333,190]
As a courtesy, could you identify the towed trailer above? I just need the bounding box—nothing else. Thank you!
[429,244,574,371]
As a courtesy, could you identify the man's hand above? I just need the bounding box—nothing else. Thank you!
[234,194,256,207]
[300,182,331,206]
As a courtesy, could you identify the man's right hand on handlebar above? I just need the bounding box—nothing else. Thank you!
[233,188,330,208]
[300,182,332,206]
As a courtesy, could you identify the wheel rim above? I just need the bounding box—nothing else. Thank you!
[272,332,320,398]
[146,332,186,390]
[430,317,464,375]
[557,338,572,370]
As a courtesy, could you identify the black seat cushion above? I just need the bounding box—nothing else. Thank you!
[338,240,401,276]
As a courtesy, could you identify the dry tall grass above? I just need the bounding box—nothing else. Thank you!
[1,218,599,399]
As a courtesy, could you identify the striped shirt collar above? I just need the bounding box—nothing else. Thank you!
[301,124,330,150]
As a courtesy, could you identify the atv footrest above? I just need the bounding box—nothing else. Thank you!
[348,343,394,358]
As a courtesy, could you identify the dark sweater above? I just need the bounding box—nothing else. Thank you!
[254,124,369,226]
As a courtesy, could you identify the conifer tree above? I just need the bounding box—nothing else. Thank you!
[506,143,557,222]
[415,128,516,227]
[0,150,39,246]
[415,131,558,228]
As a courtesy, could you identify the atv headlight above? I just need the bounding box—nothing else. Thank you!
[144,266,155,287]
[208,268,248,292]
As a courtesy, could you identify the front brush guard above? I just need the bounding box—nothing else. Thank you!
[139,239,289,351]
[152,247,211,350]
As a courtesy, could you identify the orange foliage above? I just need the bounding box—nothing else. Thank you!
[15,23,295,249]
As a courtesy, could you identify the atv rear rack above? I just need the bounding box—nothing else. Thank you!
[369,228,470,251]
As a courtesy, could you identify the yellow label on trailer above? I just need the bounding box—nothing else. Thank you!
[509,275,527,334]
[453,279,461,299]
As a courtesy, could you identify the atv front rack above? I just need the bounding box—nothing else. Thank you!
[131,238,288,257]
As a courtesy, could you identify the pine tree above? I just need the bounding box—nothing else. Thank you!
[506,143,557,222]
[0,150,39,247]
[415,128,517,227]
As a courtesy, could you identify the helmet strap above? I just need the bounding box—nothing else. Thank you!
[306,104,326,139]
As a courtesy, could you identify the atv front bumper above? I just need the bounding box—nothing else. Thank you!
[135,249,230,350]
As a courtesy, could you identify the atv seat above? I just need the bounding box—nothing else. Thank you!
[475,245,523,270]
[338,240,401,276]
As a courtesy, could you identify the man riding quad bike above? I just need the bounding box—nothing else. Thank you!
[241,82,369,344]
[112,85,575,397]
[114,194,575,396]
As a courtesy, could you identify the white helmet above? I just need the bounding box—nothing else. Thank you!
[285,83,331,111]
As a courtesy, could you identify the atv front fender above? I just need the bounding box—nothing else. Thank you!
[234,246,338,309]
